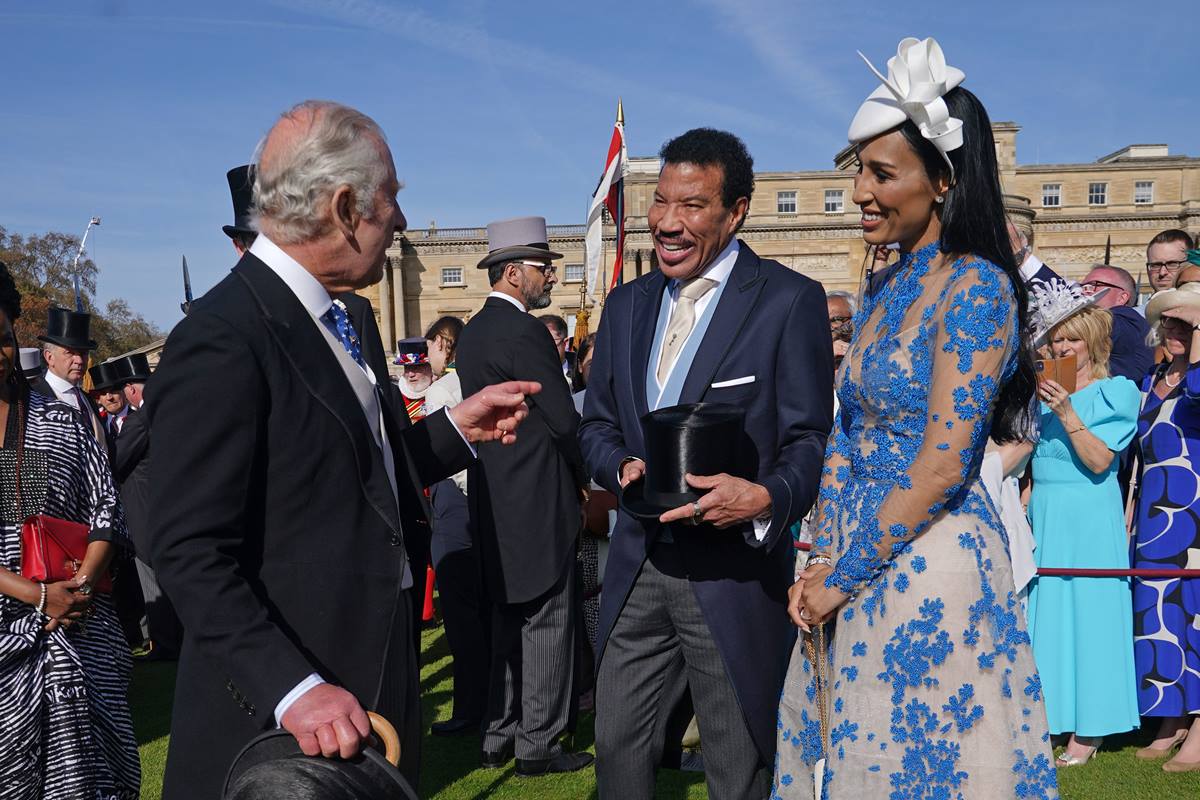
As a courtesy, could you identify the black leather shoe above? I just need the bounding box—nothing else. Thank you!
[431,718,480,737]
[480,743,514,769]
[515,751,595,776]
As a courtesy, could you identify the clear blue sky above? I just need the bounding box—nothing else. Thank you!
[1,0,1195,329]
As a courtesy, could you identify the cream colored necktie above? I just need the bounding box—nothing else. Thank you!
[74,387,107,450]
[656,277,716,384]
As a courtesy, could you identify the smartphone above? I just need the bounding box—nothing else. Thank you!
[1035,354,1077,395]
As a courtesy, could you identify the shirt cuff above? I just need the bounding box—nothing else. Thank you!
[752,515,772,542]
[440,407,476,459]
[274,672,326,728]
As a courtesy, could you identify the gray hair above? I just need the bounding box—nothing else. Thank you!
[251,100,392,245]
[826,289,857,316]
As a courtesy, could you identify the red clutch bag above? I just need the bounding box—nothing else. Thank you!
[21,514,112,593]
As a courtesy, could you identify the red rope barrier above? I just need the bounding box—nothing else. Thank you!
[793,541,1200,578]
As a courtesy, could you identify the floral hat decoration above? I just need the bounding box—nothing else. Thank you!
[847,37,966,181]
[1029,280,1108,348]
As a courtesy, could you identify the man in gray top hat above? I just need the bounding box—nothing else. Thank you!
[456,216,593,776]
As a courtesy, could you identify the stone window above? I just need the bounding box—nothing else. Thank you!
[440,266,464,286]
[1041,183,1061,208]
[776,191,797,214]
[824,189,845,214]
[563,263,585,283]
[1088,182,1108,206]
[1134,181,1154,205]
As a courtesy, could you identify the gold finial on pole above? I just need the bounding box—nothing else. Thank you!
[616,97,624,127]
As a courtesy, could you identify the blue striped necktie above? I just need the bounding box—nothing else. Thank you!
[323,300,365,368]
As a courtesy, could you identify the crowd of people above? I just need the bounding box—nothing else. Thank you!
[3,33,1200,800]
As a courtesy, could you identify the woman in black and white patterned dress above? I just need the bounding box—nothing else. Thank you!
[0,263,140,799]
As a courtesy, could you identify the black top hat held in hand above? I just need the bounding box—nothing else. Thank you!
[39,306,97,351]
[621,402,747,520]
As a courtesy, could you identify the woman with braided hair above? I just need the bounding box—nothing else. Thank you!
[0,261,140,798]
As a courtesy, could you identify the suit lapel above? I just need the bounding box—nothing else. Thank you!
[678,243,765,404]
[235,256,402,534]
[630,272,667,418]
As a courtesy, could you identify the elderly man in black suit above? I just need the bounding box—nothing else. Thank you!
[146,100,538,800]
[579,128,833,799]
[456,217,594,777]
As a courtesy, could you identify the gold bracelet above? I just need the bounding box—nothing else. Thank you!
[1066,425,1086,434]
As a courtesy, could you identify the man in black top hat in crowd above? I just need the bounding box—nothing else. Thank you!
[147,100,536,800]
[33,306,107,448]
[224,165,259,256]
[86,360,127,462]
[456,216,594,776]
[578,128,832,799]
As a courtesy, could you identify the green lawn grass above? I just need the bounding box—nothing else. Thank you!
[131,625,1200,799]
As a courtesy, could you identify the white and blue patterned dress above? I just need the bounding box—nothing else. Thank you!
[774,243,1058,799]
[0,390,141,799]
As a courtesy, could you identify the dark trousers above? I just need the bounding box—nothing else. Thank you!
[595,543,768,800]
[135,557,183,658]
[377,590,423,787]
[430,481,491,722]
[482,559,576,760]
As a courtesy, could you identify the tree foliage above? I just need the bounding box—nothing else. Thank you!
[0,225,163,359]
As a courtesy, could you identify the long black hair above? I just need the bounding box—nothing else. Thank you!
[897,87,1036,443]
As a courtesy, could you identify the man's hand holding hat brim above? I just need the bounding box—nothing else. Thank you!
[658,472,771,529]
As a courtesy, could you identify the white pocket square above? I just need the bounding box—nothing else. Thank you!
[711,375,755,389]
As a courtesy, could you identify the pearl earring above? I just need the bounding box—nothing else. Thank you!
[935,196,945,204]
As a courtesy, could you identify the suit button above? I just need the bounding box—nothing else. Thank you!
[247,704,256,716]
[390,532,402,546]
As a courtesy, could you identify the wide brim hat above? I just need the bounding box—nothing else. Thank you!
[87,360,121,391]
[110,353,152,384]
[38,306,97,351]
[476,216,563,270]
[223,716,416,800]
[1029,282,1109,348]
[1146,283,1200,330]
[620,403,747,521]
[222,164,257,240]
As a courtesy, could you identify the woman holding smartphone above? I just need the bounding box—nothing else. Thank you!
[1026,285,1141,765]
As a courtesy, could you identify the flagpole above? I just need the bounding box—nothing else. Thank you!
[73,216,100,292]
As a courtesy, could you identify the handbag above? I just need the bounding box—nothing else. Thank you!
[13,399,111,592]
[804,623,830,800]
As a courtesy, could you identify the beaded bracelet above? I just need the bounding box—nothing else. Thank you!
[807,554,833,568]
[35,582,47,614]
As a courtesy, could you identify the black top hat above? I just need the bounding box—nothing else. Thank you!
[222,164,257,240]
[110,353,152,385]
[87,360,121,391]
[393,337,429,367]
[620,403,747,520]
[223,730,417,800]
[39,306,97,351]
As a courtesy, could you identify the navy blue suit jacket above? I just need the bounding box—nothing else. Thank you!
[579,242,833,762]
[1108,305,1154,384]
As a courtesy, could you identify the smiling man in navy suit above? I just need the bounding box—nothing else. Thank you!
[579,128,833,799]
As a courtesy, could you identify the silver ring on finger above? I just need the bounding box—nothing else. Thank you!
[800,607,811,621]
[690,501,703,526]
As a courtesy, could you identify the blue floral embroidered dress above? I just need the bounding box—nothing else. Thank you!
[774,243,1057,799]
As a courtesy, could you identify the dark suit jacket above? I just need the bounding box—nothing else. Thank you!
[578,242,833,763]
[146,253,471,799]
[457,296,587,604]
[113,407,151,555]
[1109,305,1154,384]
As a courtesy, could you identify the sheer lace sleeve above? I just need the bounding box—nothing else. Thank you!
[810,416,851,556]
[827,260,1018,596]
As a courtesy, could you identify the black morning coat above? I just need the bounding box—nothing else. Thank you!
[145,253,472,800]
[456,295,588,604]
[112,405,150,554]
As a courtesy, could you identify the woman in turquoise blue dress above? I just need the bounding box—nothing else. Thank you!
[1026,298,1141,765]
[775,38,1057,799]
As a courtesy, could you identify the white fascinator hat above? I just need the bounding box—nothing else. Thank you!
[848,37,966,181]
[1029,280,1108,349]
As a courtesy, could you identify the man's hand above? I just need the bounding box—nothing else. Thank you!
[449,381,541,445]
[280,683,371,759]
[658,473,771,529]
[618,458,645,489]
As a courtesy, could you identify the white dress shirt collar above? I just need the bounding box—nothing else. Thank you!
[1019,252,1045,283]
[487,291,527,313]
[43,370,79,403]
[250,234,334,319]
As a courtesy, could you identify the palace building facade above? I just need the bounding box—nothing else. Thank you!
[365,122,1200,369]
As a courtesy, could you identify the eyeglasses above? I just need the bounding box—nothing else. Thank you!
[1147,259,1190,274]
[1080,279,1125,294]
[514,260,556,276]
